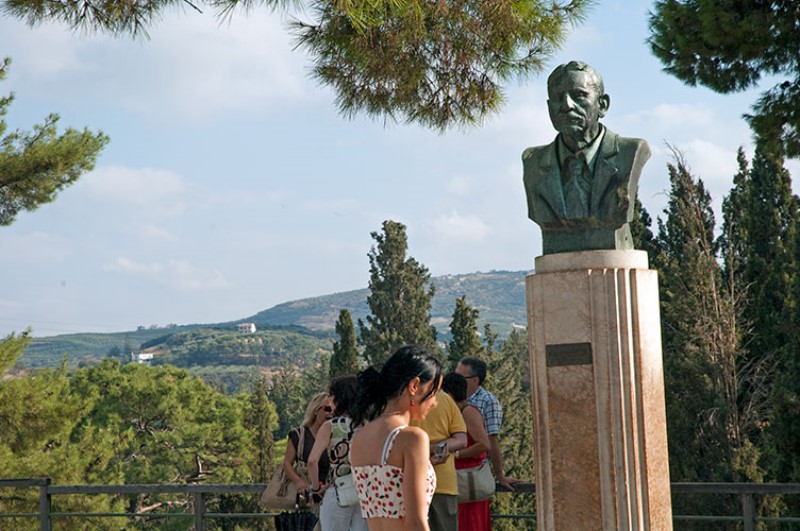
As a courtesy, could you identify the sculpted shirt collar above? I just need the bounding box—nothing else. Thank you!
[557,124,606,174]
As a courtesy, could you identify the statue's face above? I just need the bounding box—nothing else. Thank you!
[547,70,609,147]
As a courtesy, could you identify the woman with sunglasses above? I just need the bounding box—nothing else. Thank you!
[283,392,334,502]
[308,375,368,531]
[350,345,443,531]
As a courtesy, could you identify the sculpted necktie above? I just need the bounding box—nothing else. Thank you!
[562,151,591,219]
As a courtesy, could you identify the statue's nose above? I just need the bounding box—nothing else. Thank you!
[559,93,577,110]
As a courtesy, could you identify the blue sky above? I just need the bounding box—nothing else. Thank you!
[1,2,797,337]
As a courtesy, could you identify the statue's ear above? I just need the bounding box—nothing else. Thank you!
[599,94,610,118]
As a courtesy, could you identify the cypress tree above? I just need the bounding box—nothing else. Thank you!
[738,141,800,484]
[656,150,760,481]
[447,296,483,369]
[331,308,360,378]
[358,220,437,365]
[247,377,276,484]
[487,329,534,531]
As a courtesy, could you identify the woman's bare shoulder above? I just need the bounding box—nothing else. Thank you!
[396,426,429,449]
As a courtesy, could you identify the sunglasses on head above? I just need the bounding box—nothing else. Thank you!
[318,405,333,413]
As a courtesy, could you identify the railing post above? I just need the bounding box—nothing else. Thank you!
[742,492,756,531]
[39,477,52,531]
[194,491,206,531]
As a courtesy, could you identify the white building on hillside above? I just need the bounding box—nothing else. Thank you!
[237,323,257,334]
[131,352,154,365]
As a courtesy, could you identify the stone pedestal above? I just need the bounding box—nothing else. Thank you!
[526,250,672,530]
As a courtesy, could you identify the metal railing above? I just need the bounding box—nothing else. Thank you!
[2,478,800,530]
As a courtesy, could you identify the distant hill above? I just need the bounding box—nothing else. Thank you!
[20,269,529,369]
[241,270,528,333]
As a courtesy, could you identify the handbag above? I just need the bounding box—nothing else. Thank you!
[333,469,359,507]
[260,428,310,511]
[457,460,495,502]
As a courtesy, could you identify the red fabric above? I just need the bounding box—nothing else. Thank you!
[455,411,491,531]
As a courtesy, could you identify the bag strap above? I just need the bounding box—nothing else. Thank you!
[295,427,306,464]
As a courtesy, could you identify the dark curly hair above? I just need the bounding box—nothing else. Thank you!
[329,374,359,417]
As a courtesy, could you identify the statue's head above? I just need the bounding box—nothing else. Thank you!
[547,61,610,150]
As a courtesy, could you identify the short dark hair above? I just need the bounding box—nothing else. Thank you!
[441,372,467,403]
[459,356,487,385]
[329,375,359,417]
[547,60,605,95]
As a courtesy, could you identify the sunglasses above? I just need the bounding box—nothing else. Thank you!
[318,405,333,413]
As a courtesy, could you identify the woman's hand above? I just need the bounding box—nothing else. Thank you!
[310,482,328,504]
[294,479,309,493]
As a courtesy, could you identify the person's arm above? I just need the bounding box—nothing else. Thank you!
[282,429,309,492]
[307,421,332,493]
[457,406,489,459]
[401,428,432,531]
[488,435,514,489]
[429,392,468,464]
[483,394,521,490]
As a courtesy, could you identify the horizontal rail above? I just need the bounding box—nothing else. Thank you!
[671,482,800,495]
[46,483,266,495]
[4,479,800,530]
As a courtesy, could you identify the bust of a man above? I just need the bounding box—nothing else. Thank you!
[522,61,650,255]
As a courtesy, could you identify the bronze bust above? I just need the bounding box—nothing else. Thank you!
[523,61,651,255]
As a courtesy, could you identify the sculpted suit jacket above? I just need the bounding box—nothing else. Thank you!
[522,127,651,253]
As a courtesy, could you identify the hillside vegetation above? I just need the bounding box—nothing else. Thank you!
[19,270,528,371]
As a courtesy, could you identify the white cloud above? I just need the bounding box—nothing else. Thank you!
[0,232,73,264]
[425,211,492,244]
[625,103,714,130]
[106,256,230,291]
[0,12,312,120]
[82,165,186,205]
[135,223,178,243]
[165,259,231,292]
[672,139,739,190]
[125,12,310,118]
[108,256,163,276]
[2,22,87,80]
[446,176,473,197]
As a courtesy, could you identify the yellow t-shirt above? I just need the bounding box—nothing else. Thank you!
[412,391,466,495]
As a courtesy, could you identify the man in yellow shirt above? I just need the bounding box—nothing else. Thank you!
[413,390,467,531]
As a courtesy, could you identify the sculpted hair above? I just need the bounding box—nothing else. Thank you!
[301,391,329,428]
[329,375,359,417]
[547,60,605,95]
[351,344,443,427]
[441,372,468,403]
[459,356,487,385]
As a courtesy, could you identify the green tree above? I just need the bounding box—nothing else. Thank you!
[734,143,800,487]
[68,360,252,486]
[648,0,800,157]
[330,308,360,378]
[1,1,591,131]
[268,364,310,438]
[447,295,483,368]
[244,377,277,484]
[630,198,658,257]
[487,329,534,531]
[651,150,775,526]
[0,330,28,374]
[0,57,108,226]
[482,323,498,359]
[358,220,437,365]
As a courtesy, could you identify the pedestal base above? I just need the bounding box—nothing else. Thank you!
[526,250,672,530]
